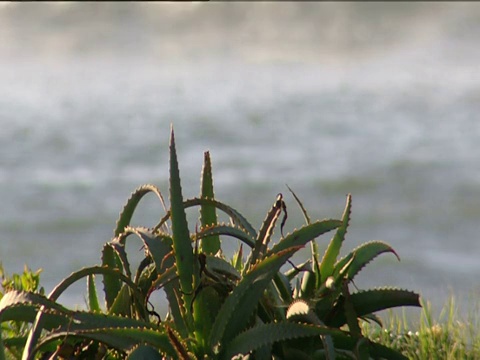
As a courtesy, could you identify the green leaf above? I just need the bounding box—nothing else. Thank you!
[49,266,141,304]
[156,197,257,240]
[0,290,69,330]
[196,224,255,248]
[209,246,302,349]
[368,341,409,360]
[328,288,421,328]
[299,270,316,299]
[232,244,244,272]
[87,274,100,313]
[333,241,400,281]
[223,322,347,359]
[193,285,223,355]
[125,227,173,276]
[269,219,342,256]
[249,194,285,267]
[169,126,195,323]
[108,239,132,279]
[127,345,164,360]
[149,265,178,291]
[36,321,176,357]
[200,151,220,255]
[320,194,352,283]
[115,184,167,237]
[166,325,194,360]
[101,243,123,310]
[341,281,361,338]
[272,272,293,305]
[108,284,132,317]
[204,255,240,281]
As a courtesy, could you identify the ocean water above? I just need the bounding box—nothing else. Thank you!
[1,3,480,316]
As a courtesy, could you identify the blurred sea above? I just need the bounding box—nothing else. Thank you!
[1,3,480,316]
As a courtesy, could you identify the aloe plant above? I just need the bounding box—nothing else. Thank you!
[0,126,420,359]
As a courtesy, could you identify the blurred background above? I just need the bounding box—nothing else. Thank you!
[1,2,479,316]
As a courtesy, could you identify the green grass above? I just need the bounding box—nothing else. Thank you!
[363,296,480,359]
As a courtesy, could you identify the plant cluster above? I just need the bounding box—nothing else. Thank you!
[0,127,420,359]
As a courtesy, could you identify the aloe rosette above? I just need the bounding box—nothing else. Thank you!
[0,127,420,360]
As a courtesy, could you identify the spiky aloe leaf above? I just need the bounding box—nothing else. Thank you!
[232,244,243,272]
[0,290,69,329]
[249,194,285,268]
[125,227,173,274]
[203,255,240,281]
[22,265,145,359]
[51,308,160,331]
[101,243,124,310]
[108,227,172,284]
[148,246,187,337]
[193,285,223,356]
[166,326,195,360]
[222,322,347,359]
[368,341,409,360]
[320,194,352,283]
[169,127,195,299]
[196,224,255,248]
[284,259,310,281]
[114,184,167,237]
[29,310,172,357]
[200,151,220,255]
[149,265,178,291]
[314,335,408,360]
[209,246,302,350]
[121,228,186,333]
[36,324,176,358]
[333,241,400,282]
[272,272,293,305]
[127,344,163,360]
[313,254,356,324]
[269,219,342,256]
[108,284,134,317]
[87,274,100,313]
[156,197,257,241]
[193,254,240,352]
[48,266,141,304]
[328,288,421,328]
[299,270,316,299]
[108,240,132,279]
